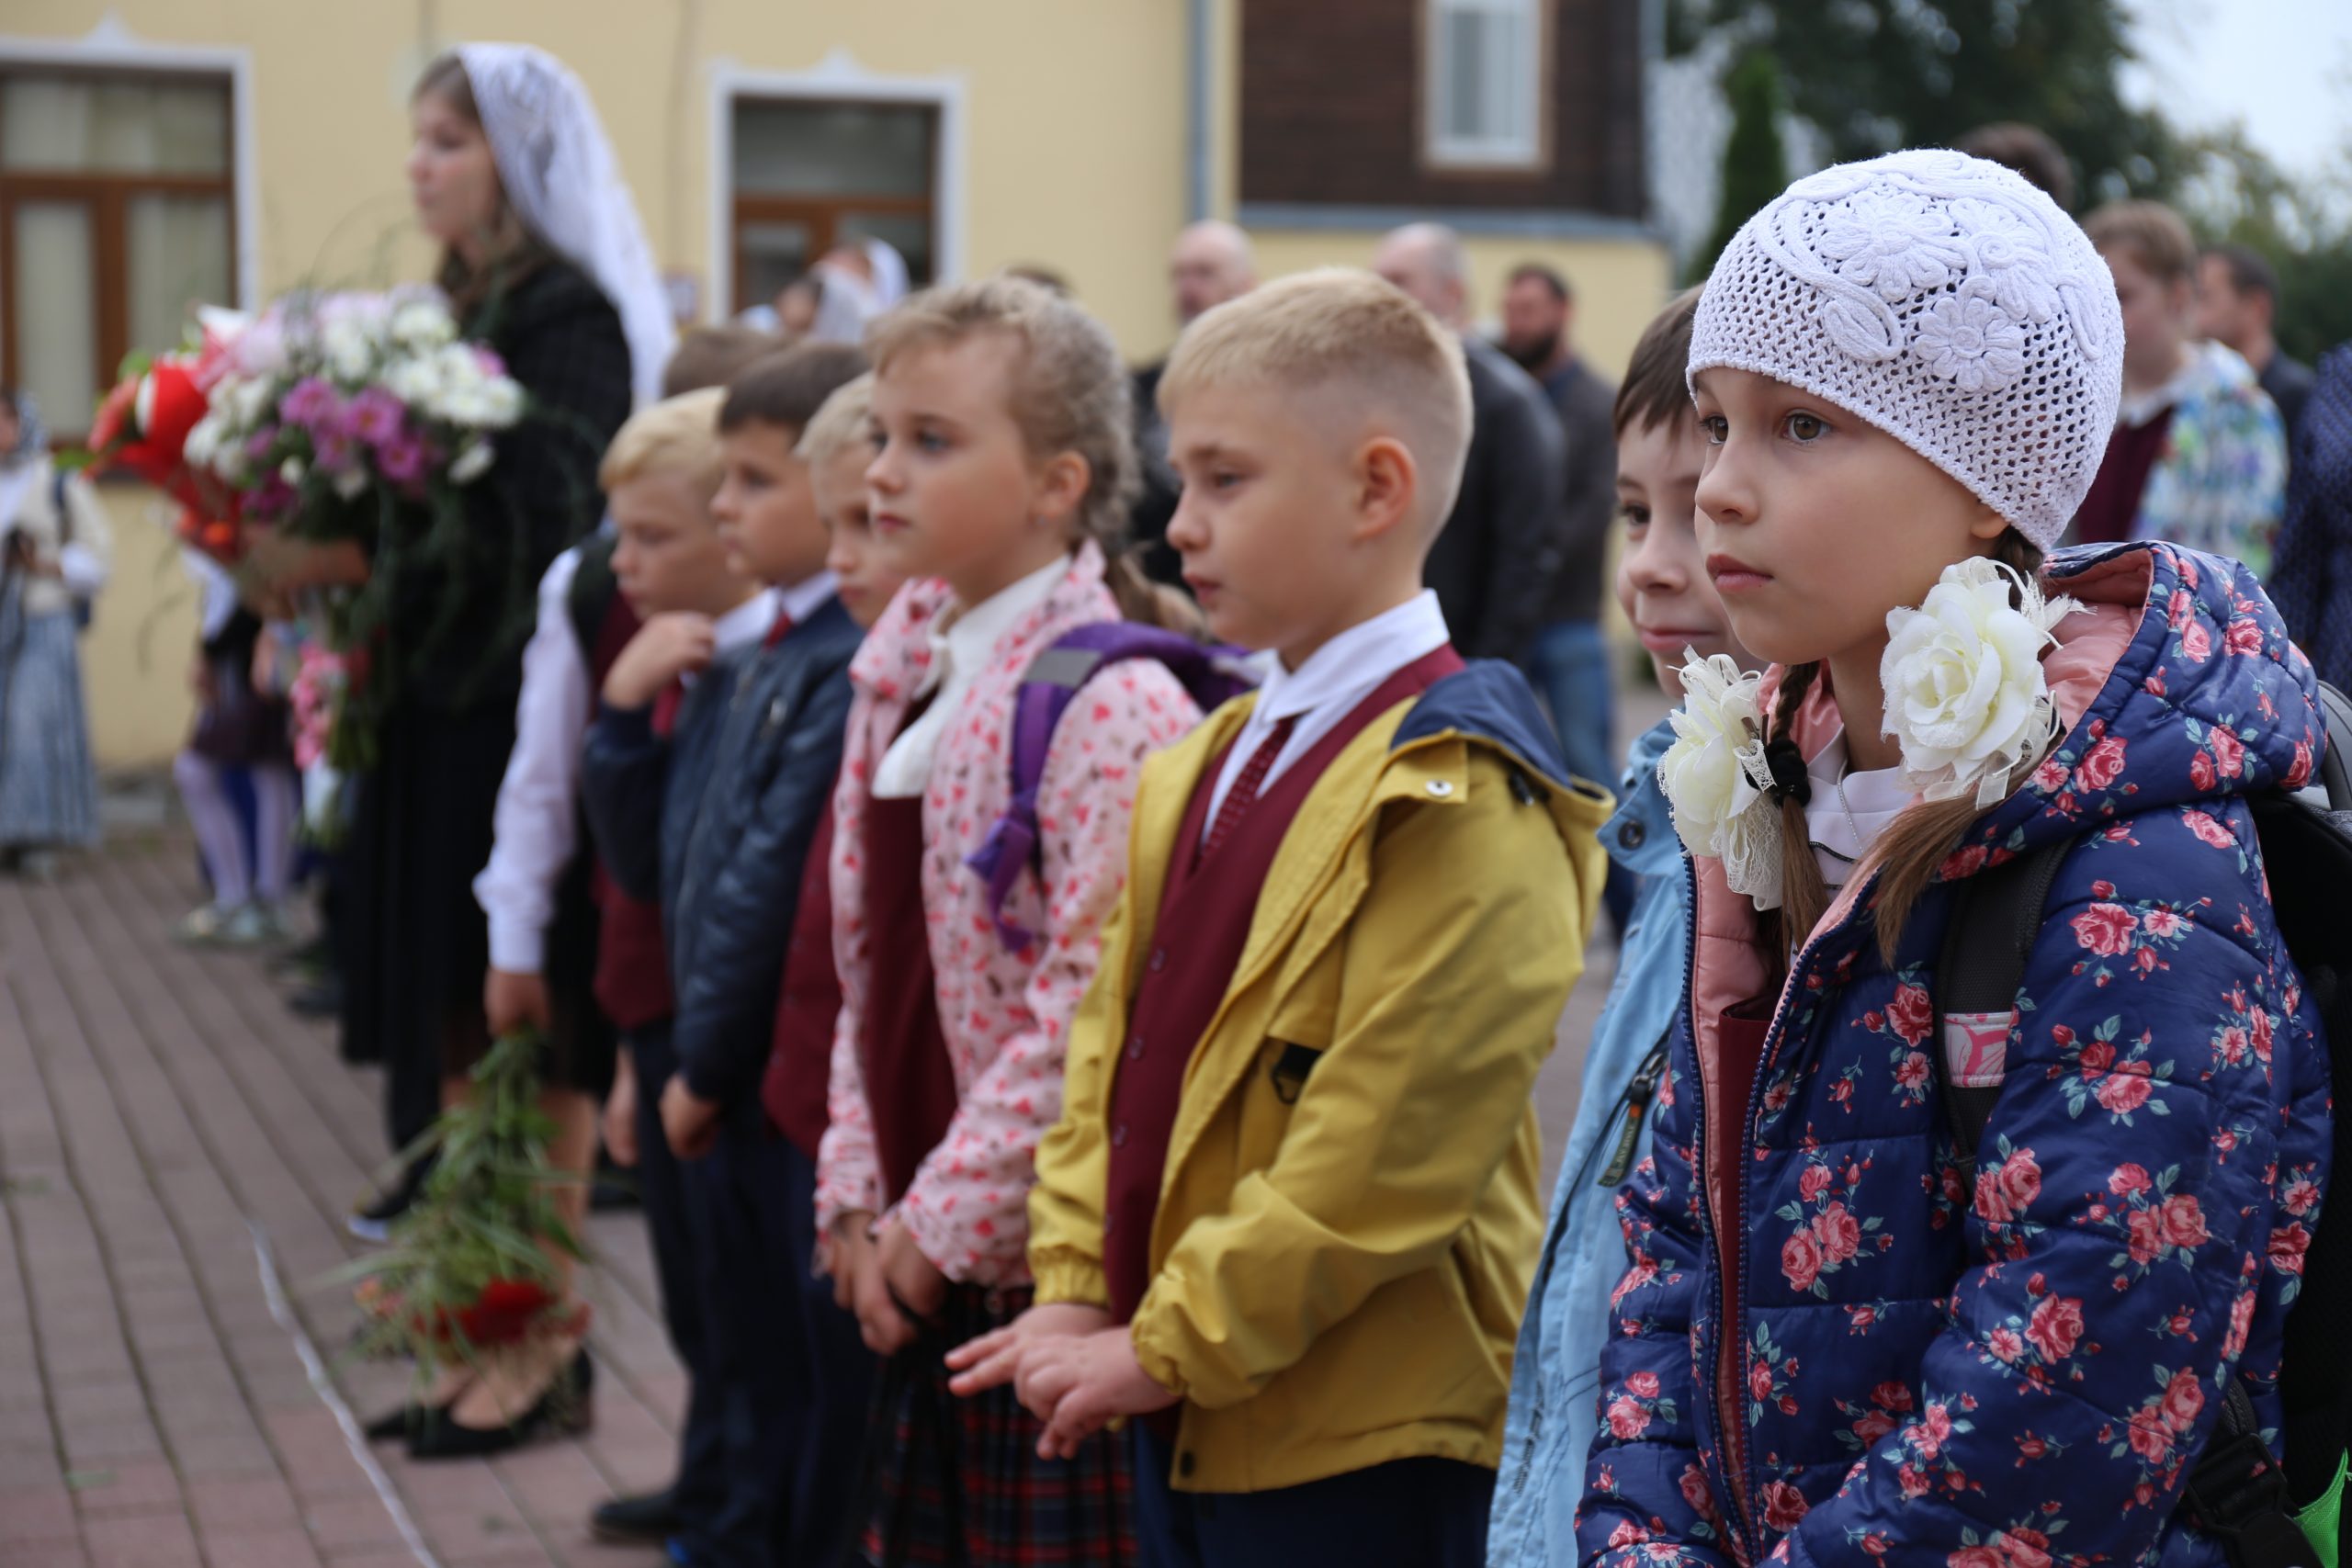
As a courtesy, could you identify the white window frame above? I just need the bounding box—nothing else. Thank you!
[707,50,966,325]
[1424,0,1547,171]
[0,17,258,309]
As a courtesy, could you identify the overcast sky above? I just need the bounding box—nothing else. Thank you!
[2122,0,2352,177]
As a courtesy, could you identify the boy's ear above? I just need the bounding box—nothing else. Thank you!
[1035,450,1092,530]
[1352,434,1419,546]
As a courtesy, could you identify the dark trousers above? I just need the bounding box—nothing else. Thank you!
[1129,1425,1492,1568]
[628,1027,727,1560]
[677,1089,875,1568]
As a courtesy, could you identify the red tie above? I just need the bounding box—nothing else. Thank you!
[1201,716,1296,860]
[763,605,795,649]
[651,678,685,739]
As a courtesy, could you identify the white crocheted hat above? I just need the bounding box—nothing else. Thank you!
[1688,148,2123,550]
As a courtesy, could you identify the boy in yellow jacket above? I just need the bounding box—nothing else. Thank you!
[949,269,1608,1567]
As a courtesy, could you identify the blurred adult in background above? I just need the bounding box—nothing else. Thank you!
[1497,262,1619,792]
[0,388,109,876]
[2268,344,2352,691]
[2074,201,2285,570]
[1374,223,1566,664]
[1954,121,2075,210]
[1130,220,1259,583]
[2198,242,2316,442]
[802,238,910,344]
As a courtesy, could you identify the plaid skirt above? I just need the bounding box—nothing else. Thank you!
[854,1284,1136,1568]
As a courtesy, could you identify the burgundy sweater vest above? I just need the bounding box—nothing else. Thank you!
[1102,645,1464,1321]
[585,592,676,1033]
[762,800,842,1161]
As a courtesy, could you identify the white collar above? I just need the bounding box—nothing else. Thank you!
[1253,591,1451,725]
[924,551,1069,689]
[713,588,780,653]
[774,570,839,628]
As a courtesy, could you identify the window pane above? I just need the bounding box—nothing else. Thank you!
[8,202,99,430]
[739,219,817,312]
[128,194,232,355]
[1,74,229,175]
[1443,11,1491,141]
[733,101,933,197]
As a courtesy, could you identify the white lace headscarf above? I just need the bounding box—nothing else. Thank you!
[805,239,913,345]
[455,43,675,404]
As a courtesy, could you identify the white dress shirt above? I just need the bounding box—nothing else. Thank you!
[472,545,775,974]
[772,570,840,630]
[1204,590,1453,823]
[872,554,1069,800]
[1803,729,1915,895]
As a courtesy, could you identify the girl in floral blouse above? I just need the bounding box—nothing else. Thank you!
[1578,150,2331,1566]
[814,276,1201,1566]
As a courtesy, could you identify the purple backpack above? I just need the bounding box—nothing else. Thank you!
[966,622,1259,951]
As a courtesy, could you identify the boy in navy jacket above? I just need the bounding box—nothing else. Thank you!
[582,342,870,1568]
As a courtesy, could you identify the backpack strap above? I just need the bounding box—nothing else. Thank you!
[1931,839,2069,1186]
[2180,1381,2324,1568]
[964,625,1258,952]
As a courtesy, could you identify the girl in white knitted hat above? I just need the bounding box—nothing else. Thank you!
[1577,149,2333,1566]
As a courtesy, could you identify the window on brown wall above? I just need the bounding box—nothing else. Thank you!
[730,97,939,315]
[1424,0,1551,173]
[0,68,236,439]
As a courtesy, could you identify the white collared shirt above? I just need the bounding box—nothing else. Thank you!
[873,553,1070,799]
[472,555,775,974]
[1803,729,1915,894]
[1204,590,1452,823]
[772,570,840,631]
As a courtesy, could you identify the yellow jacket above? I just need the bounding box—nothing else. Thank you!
[1029,667,1610,1493]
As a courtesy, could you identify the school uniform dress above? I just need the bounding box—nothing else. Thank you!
[340,258,632,1156]
[582,574,865,1568]
[817,544,1202,1568]
[0,454,107,852]
[1026,593,1609,1568]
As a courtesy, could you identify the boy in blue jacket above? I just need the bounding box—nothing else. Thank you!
[581,342,870,1568]
[1488,288,1758,1565]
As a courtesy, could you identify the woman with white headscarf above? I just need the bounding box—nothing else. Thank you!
[247,45,670,1452]
[0,387,110,873]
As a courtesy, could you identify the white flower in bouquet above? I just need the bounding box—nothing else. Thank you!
[230,375,275,430]
[1657,650,1786,908]
[383,353,445,411]
[280,456,307,488]
[322,316,378,385]
[390,298,458,354]
[448,439,495,485]
[1880,556,2079,808]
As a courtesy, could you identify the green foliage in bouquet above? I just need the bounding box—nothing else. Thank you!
[332,1032,588,1377]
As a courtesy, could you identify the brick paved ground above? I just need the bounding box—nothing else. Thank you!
[0,682,1661,1567]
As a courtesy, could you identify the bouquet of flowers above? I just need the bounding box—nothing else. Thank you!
[336,1031,589,1374]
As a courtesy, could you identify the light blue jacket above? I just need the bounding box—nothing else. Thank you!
[1488,716,1682,1567]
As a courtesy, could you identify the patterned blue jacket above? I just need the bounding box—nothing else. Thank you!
[1577,542,2333,1567]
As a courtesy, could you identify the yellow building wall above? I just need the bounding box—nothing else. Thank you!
[8,1,1193,766]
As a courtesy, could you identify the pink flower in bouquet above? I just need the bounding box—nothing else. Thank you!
[243,425,281,464]
[342,387,406,448]
[281,375,345,433]
[473,345,507,379]
[377,432,433,487]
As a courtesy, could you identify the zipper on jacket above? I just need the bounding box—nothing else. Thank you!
[1595,1040,1669,1189]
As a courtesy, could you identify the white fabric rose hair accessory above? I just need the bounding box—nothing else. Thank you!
[1881,558,2080,808]
[1657,651,1788,909]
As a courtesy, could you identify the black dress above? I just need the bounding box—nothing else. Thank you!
[339,257,632,1154]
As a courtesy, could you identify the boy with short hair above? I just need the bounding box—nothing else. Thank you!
[581,343,870,1568]
[1487,287,1763,1568]
[950,269,1609,1566]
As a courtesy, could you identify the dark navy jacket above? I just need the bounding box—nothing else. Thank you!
[582,596,860,1106]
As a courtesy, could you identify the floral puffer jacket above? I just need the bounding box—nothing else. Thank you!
[1577,541,2333,1567]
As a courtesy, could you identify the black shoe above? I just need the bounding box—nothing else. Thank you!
[590,1486,681,1544]
[360,1402,432,1442]
[406,1350,594,1461]
[348,1154,435,1244]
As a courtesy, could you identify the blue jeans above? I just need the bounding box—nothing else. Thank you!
[1525,618,1633,934]
[1522,618,1615,788]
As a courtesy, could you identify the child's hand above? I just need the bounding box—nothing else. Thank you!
[659,1076,724,1161]
[944,1303,1113,1399]
[1018,1328,1178,1460]
[821,1211,877,1310]
[845,1223,921,1359]
[482,967,552,1039]
[604,612,717,710]
[603,1055,639,1169]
